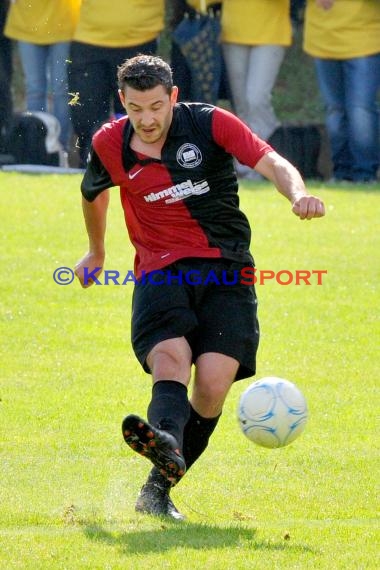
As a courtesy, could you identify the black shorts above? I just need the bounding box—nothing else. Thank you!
[131,258,260,381]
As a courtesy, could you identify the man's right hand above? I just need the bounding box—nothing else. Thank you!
[74,251,105,288]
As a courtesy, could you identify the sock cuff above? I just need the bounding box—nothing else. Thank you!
[152,380,188,397]
[189,404,221,426]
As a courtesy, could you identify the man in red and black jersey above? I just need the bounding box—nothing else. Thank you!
[75,55,325,520]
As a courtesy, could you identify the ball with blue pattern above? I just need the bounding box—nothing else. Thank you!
[237,377,308,448]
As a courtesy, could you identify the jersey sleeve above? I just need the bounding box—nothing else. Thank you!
[80,146,114,202]
[211,107,273,168]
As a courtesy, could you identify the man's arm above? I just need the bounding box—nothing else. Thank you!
[255,151,325,220]
[75,190,110,288]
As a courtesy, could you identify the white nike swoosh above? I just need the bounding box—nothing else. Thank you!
[161,253,171,259]
[128,167,144,180]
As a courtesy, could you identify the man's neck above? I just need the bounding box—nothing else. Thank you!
[130,134,164,160]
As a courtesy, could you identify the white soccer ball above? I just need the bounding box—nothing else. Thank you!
[237,377,308,448]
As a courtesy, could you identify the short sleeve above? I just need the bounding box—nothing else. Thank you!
[80,147,114,202]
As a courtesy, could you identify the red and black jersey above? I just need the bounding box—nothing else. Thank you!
[81,103,272,278]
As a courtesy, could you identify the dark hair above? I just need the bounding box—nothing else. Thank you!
[117,54,173,94]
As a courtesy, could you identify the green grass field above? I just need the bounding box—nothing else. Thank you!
[0,173,379,569]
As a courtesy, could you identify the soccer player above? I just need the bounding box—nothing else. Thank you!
[75,55,325,520]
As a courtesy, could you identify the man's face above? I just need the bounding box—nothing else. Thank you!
[119,85,178,145]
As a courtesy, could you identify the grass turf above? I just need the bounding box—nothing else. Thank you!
[0,173,379,569]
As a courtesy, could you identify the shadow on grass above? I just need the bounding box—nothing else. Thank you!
[83,522,315,555]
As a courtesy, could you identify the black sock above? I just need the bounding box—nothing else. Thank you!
[144,406,221,491]
[147,380,190,449]
[182,405,221,470]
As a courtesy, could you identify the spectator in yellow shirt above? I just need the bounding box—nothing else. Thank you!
[221,0,292,180]
[4,0,81,153]
[68,0,164,167]
[304,0,380,183]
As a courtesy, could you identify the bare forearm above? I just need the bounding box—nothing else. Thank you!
[75,190,110,287]
[255,151,325,220]
[82,190,110,255]
[256,151,307,203]
[271,157,307,204]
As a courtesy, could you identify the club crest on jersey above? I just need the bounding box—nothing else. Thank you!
[176,143,202,168]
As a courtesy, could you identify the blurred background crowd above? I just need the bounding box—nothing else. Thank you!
[0,0,379,182]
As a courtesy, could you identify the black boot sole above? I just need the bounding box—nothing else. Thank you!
[122,414,186,485]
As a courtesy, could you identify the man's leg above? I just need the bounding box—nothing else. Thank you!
[126,260,258,519]
[222,43,250,123]
[245,44,285,141]
[344,54,380,182]
[123,337,191,481]
[180,262,259,472]
[140,352,239,518]
[147,336,192,448]
[49,42,71,151]
[0,26,12,153]
[122,337,192,519]
[68,43,111,167]
[18,42,48,112]
[314,58,352,181]
[182,352,238,468]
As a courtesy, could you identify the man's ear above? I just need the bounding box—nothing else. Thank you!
[171,85,179,105]
[118,89,126,108]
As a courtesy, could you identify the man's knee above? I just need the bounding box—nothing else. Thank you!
[147,337,192,383]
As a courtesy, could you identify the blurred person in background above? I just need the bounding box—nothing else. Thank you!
[290,0,306,28]
[221,0,292,180]
[0,0,12,155]
[169,0,228,103]
[4,0,81,154]
[68,0,164,167]
[303,0,380,183]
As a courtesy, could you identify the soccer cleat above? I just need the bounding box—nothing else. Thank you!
[135,481,185,521]
[122,414,186,485]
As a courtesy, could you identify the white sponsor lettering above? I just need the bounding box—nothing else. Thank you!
[144,179,210,204]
